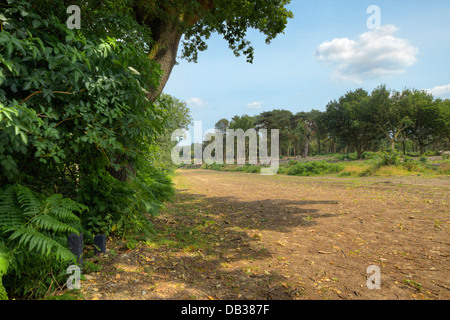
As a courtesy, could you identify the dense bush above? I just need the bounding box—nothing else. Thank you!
[0,0,183,299]
[375,149,402,166]
[286,161,343,176]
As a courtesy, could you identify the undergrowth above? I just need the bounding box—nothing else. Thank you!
[0,184,88,299]
[198,150,448,177]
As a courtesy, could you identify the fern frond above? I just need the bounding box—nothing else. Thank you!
[0,242,11,300]
[46,195,88,214]
[8,227,76,262]
[0,186,26,231]
[30,215,80,234]
[0,186,18,210]
[15,185,41,217]
[0,280,7,300]
[0,243,11,276]
[0,206,25,231]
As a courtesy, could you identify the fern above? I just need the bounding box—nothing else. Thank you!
[0,243,11,300]
[8,228,75,261]
[0,186,26,230]
[0,185,87,261]
[0,184,88,298]
[15,185,42,217]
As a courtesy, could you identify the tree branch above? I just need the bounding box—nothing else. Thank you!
[20,89,87,105]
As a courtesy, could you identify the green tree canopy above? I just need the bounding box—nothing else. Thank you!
[32,0,293,100]
[323,89,382,159]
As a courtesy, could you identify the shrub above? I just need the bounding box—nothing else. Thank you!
[419,156,428,163]
[402,156,419,171]
[287,161,343,176]
[242,165,261,173]
[376,149,401,166]
[424,150,439,156]
[202,163,225,171]
[361,151,379,159]
[335,153,358,161]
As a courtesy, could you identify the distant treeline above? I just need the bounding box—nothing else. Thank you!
[200,85,450,159]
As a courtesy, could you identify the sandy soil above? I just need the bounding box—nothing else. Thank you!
[78,169,449,300]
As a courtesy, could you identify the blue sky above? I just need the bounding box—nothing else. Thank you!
[163,0,450,138]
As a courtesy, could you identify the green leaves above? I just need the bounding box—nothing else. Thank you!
[8,227,74,260]
[0,0,164,186]
[0,184,87,262]
[0,244,10,300]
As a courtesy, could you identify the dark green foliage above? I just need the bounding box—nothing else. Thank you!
[0,184,88,299]
[0,0,183,299]
[376,149,402,167]
[285,161,343,176]
[180,0,294,63]
[0,0,174,228]
[402,156,420,171]
[0,0,163,187]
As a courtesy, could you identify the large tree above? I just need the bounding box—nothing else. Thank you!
[323,89,382,159]
[296,110,322,158]
[371,85,412,151]
[22,0,292,183]
[255,109,293,156]
[32,0,293,100]
[405,90,443,154]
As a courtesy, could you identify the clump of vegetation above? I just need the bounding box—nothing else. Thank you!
[0,185,88,299]
[201,163,263,174]
[202,163,226,171]
[284,161,343,176]
[377,149,402,166]
[0,0,184,299]
[356,150,441,176]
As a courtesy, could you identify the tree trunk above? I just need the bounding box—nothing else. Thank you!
[317,138,321,155]
[419,143,425,155]
[356,145,363,159]
[303,137,310,158]
[144,20,183,102]
[135,1,215,102]
[108,11,183,181]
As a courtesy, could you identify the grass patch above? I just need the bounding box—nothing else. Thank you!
[374,165,419,176]
[337,162,372,177]
[193,150,449,178]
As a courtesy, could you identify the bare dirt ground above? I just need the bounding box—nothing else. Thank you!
[79,169,449,300]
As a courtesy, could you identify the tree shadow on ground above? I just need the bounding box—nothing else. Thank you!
[175,189,341,232]
[118,190,342,300]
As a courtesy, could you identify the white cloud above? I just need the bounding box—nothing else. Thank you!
[186,97,210,110]
[246,101,263,109]
[426,84,450,98]
[316,25,419,83]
